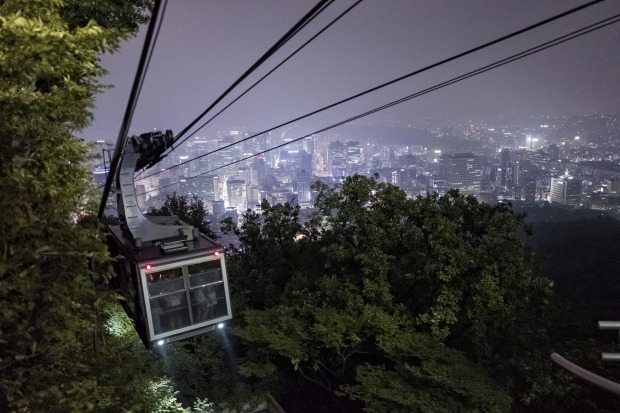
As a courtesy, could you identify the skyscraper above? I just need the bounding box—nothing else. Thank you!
[499,149,510,188]
[523,176,537,202]
[346,140,363,174]
[439,153,482,195]
[295,169,312,204]
[604,178,620,197]
[181,174,218,201]
[328,140,346,178]
[550,176,581,206]
[226,179,247,213]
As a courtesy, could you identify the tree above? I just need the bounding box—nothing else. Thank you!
[0,0,181,411]
[150,192,216,238]
[161,336,260,411]
[91,304,200,413]
[60,0,152,33]
[524,217,620,412]
[224,175,558,411]
[314,177,556,405]
[343,331,511,413]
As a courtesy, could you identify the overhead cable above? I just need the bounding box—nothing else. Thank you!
[133,0,169,117]
[168,0,334,149]
[137,0,605,182]
[163,0,364,160]
[135,0,358,180]
[98,0,167,218]
[139,12,620,196]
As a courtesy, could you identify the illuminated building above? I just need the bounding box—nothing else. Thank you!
[523,176,537,202]
[550,176,581,206]
[604,179,620,197]
[180,175,218,201]
[295,169,312,204]
[346,140,363,174]
[500,149,510,188]
[327,140,346,178]
[439,153,482,195]
[226,179,247,213]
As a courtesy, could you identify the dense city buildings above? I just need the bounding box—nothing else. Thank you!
[93,113,620,221]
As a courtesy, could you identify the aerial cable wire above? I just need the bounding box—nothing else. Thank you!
[137,0,606,182]
[135,0,355,180]
[140,0,364,179]
[97,0,167,218]
[168,0,334,152]
[133,0,169,117]
[95,0,169,190]
[99,0,328,188]
[139,12,620,196]
[169,0,333,146]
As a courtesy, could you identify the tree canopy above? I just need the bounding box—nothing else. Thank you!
[150,192,217,239]
[0,0,192,411]
[222,175,558,412]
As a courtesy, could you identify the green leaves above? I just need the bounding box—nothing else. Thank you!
[0,0,186,411]
[225,175,555,411]
[150,193,216,238]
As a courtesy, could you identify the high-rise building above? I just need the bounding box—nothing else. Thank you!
[523,176,537,202]
[265,189,290,206]
[179,175,218,201]
[278,149,311,172]
[158,177,177,197]
[346,140,363,174]
[327,140,346,178]
[439,153,482,194]
[212,200,225,216]
[295,169,312,204]
[548,144,560,161]
[512,161,520,188]
[250,156,266,186]
[247,185,261,209]
[391,169,408,187]
[550,176,581,206]
[499,149,510,188]
[189,174,219,201]
[226,179,247,212]
[604,179,620,197]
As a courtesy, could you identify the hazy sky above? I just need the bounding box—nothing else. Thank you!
[81,0,620,142]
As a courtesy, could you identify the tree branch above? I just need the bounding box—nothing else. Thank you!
[298,366,333,392]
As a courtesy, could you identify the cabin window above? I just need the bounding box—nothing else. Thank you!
[149,293,191,334]
[146,267,184,296]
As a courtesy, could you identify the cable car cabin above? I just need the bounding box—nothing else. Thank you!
[104,130,232,347]
[108,223,232,348]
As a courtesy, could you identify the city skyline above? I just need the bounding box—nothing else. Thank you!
[81,0,620,144]
[93,111,620,220]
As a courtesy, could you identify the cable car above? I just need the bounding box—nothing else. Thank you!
[106,130,232,348]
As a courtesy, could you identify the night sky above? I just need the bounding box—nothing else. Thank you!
[81,0,620,142]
